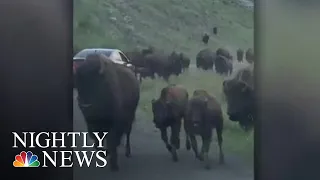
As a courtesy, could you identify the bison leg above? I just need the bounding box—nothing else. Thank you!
[139,74,142,82]
[160,128,172,152]
[170,120,181,149]
[189,134,201,160]
[107,129,122,172]
[86,122,105,151]
[125,124,132,158]
[163,74,170,82]
[150,73,155,79]
[184,122,191,150]
[216,126,225,164]
[169,120,181,162]
[200,130,212,169]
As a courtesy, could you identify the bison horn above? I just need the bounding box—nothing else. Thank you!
[151,99,156,103]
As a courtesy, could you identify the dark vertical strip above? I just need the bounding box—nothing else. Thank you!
[0,0,73,179]
[258,0,320,180]
[253,0,261,180]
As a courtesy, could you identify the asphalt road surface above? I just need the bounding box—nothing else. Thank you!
[73,62,253,180]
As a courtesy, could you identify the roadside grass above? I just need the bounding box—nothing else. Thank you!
[74,0,253,57]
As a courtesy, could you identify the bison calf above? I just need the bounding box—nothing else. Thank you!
[185,90,225,169]
[151,84,189,162]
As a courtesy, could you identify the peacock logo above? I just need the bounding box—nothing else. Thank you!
[13,151,40,167]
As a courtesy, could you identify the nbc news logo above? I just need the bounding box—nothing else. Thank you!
[12,132,108,168]
[13,151,40,167]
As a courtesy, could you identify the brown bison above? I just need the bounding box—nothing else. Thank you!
[216,47,232,60]
[196,48,216,70]
[223,65,254,131]
[245,48,254,63]
[237,48,244,62]
[144,52,182,81]
[124,48,155,80]
[215,55,233,75]
[124,51,147,67]
[151,84,189,162]
[202,33,210,44]
[185,90,225,169]
[75,54,140,171]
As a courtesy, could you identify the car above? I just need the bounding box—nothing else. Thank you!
[73,48,133,88]
[73,48,132,73]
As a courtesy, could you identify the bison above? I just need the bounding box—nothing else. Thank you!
[144,52,182,81]
[151,84,189,162]
[237,48,244,62]
[124,49,155,80]
[196,48,216,70]
[134,67,154,82]
[141,46,155,55]
[202,33,210,44]
[216,47,232,60]
[245,48,254,64]
[75,54,140,171]
[213,27,218,35]
[180,52,191,72]
[185,90,225,169]
[215,55,233,75]
[222,65,254,131]
[168,51,183,76]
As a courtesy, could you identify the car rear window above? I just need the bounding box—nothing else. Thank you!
[74,49,112,59]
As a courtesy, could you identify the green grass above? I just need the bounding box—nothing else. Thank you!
[74,0,254,163]
[74,0,253,56]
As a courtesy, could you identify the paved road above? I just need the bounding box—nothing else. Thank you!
[73,62,253,180]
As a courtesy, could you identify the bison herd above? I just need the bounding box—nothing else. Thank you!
[74,47,254,172]
[126,46,253,82]
[125,46,191,81]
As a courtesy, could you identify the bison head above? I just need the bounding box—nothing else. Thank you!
[76,54,110,115]
[151,99,175,128]
[223,79,254,131]
[187,97,208,130]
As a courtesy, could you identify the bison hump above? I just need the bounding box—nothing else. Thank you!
[165,85,188,105]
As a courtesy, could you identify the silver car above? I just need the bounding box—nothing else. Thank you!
[73,48,134,87]
[73,48,132,73]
